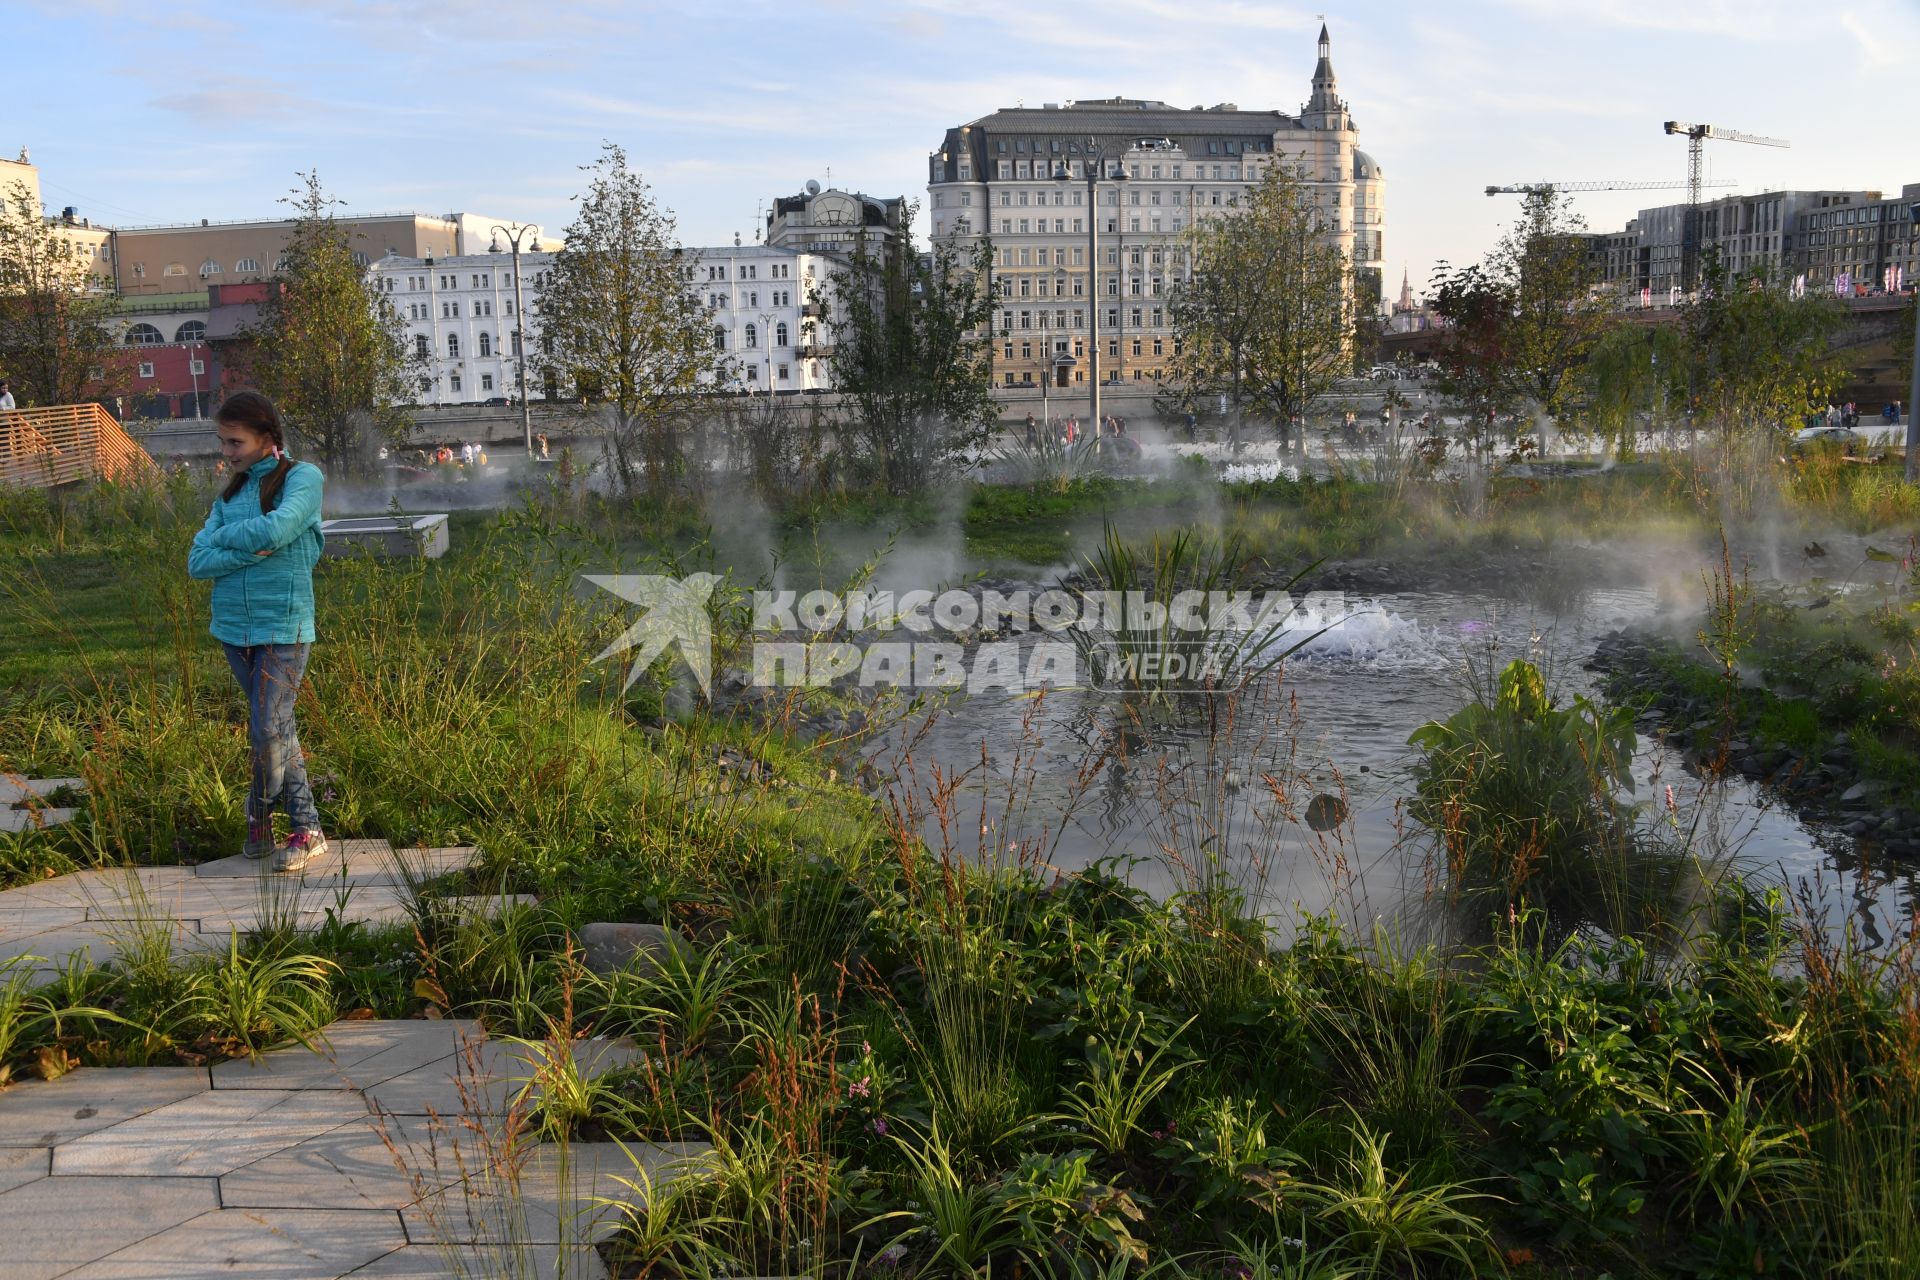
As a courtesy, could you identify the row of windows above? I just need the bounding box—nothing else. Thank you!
[124,321,205,345]
[416,331,522,359]
[706,290,794,309]
[716,322,795,349]
[701,262,794,282]
[995,307,1167,332]
[994,136,1268,158]
[1001,366,1166,386]
[127,257,264,280]
[380,269,548,292]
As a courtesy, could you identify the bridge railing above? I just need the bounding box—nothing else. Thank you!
[0,403,159,489]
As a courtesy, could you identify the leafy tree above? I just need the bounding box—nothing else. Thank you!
[1580,320,1685,455]
[1431,189,1610,428]
[0,180,121,407]
[1166,165,1350,445]
[247,171,417,473]
[537,143,723,498]
[1680,252,1846,434]
[824,208,997,495]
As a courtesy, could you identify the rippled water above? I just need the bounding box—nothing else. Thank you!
[871,583,1918,950]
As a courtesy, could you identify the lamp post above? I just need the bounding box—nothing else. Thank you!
[1057,142,1126,433]
[489,222,541,459]
[1906,201,1919,484]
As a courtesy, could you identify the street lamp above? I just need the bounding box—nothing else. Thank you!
[1057,141,1127,432]
[489,222,541,459]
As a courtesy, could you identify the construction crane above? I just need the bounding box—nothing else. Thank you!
[1663,120,1790,291]
[1483,178,1733,197]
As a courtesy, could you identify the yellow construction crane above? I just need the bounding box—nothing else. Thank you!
[1663,120,1790,290]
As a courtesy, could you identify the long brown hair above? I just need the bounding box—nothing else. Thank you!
[216,390,296,512]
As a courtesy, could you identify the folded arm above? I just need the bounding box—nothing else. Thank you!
[205,464,324,552]
[187,499,258,579]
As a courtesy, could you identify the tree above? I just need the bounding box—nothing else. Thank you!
[0,179,120,407]
[824,208,997,495]
[1581,319,1685,454]
[1166,165,1350,444]
[1680,252,1846,434]
[537,143,722,498]
[248,171,417,474]
[1431,189,1609,428]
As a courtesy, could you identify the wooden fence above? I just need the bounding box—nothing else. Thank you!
[0,403,158,489]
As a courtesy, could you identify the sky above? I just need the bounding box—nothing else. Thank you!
[14,0,1918,298]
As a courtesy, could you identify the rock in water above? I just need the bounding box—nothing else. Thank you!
[1305,793,1349,832]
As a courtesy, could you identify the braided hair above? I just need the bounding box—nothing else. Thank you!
[216,390,296,513]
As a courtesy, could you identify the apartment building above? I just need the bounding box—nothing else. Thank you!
[927,25,1385,392]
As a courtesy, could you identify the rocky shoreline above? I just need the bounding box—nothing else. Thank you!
[1587,630,1920,860]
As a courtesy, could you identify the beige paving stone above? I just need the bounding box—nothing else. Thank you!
[347,1242,608,1279]
[0,1146,49,1192]
[0,1066,210,1147]
[212,1020,480,1092]
[0,1174,218,1280]
[219,1112,460,1211]
[59,1206,408,1279]
[54,1088,368,1177]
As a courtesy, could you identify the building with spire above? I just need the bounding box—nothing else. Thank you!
[926,23,1385,393]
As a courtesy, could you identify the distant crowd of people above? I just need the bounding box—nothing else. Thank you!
[1023,411,1130,448]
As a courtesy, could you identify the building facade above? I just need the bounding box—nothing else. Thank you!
[764,185,905,256]
[927,25,1385,392]
[367,241,841,406]
[1592,186,1918,301]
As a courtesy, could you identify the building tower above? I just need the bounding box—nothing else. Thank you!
[1302,23,1349,132]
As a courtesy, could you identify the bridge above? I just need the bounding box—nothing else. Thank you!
[0,403,159,489]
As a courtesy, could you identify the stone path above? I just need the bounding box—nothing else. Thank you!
[0,777,82,835]
[0,840,528,983]
[0,1018,700,1280]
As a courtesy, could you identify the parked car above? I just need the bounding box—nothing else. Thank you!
[1792,425,1860,453]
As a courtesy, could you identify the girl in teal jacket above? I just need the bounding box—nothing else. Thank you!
[187,391,330,873]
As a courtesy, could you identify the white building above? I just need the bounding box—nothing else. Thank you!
[368,240,841,405]
[369,251,550,406]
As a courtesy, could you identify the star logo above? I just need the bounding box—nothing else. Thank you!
[586,573,720,695]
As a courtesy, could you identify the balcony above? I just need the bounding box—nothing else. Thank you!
[800,302,825,318]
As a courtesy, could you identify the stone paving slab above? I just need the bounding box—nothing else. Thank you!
[364,1038,644,1119]
[346,1242,607,1279]
[0,776,84,805]
[0,1066,211,1148]
[58,1207,409,1280]
[0,1174,220,1280]
[54,1088,369,1177]
[218,1112,459,1212]
[401,1141,706,1246]
[0,808,77,834]
[0,1146,49,1193]
[212,1019,482,1093]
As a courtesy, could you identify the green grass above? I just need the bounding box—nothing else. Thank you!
[3,460,1920,1277]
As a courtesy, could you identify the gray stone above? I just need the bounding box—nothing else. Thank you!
[401,1141,706,1246]
[0,1146,49,1193]
[363,1037,642,1119]
[348,1243,608,1279]
[218,1112,459,1211]
[0,776,84,806]
[576,922,684,976]
[0,807,76,833]
[0,1066,210,1148]
[58,1206,407,1279]
[55,1087,368,1176]
[212,1018,480,1092]
[0,1174,218,1279]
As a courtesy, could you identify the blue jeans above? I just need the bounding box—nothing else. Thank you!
[222,642,320,832]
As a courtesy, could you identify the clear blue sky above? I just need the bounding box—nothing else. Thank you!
[15,0,1916,297]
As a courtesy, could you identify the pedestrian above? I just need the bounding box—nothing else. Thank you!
[1025,412,1037,447]
[186,390,329,874]
[0,378,14,411]
[1184,411,1197,441]
[460,441,475,467]
[538,432,550,461]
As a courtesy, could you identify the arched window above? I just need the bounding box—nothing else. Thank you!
[744,323,757,349]
[713,326,726,350]
[415,335,430,358]
[447,334,460,358]
[174,321,206,343]
[124,323,163,345]
[235,257,259,273]
[200,260,221,275]
[478,332,492,357]
[775,322,789,347]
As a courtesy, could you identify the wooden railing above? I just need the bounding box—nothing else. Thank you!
[0,403,158,489]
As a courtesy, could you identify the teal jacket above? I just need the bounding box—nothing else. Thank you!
[187,455,326,645]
